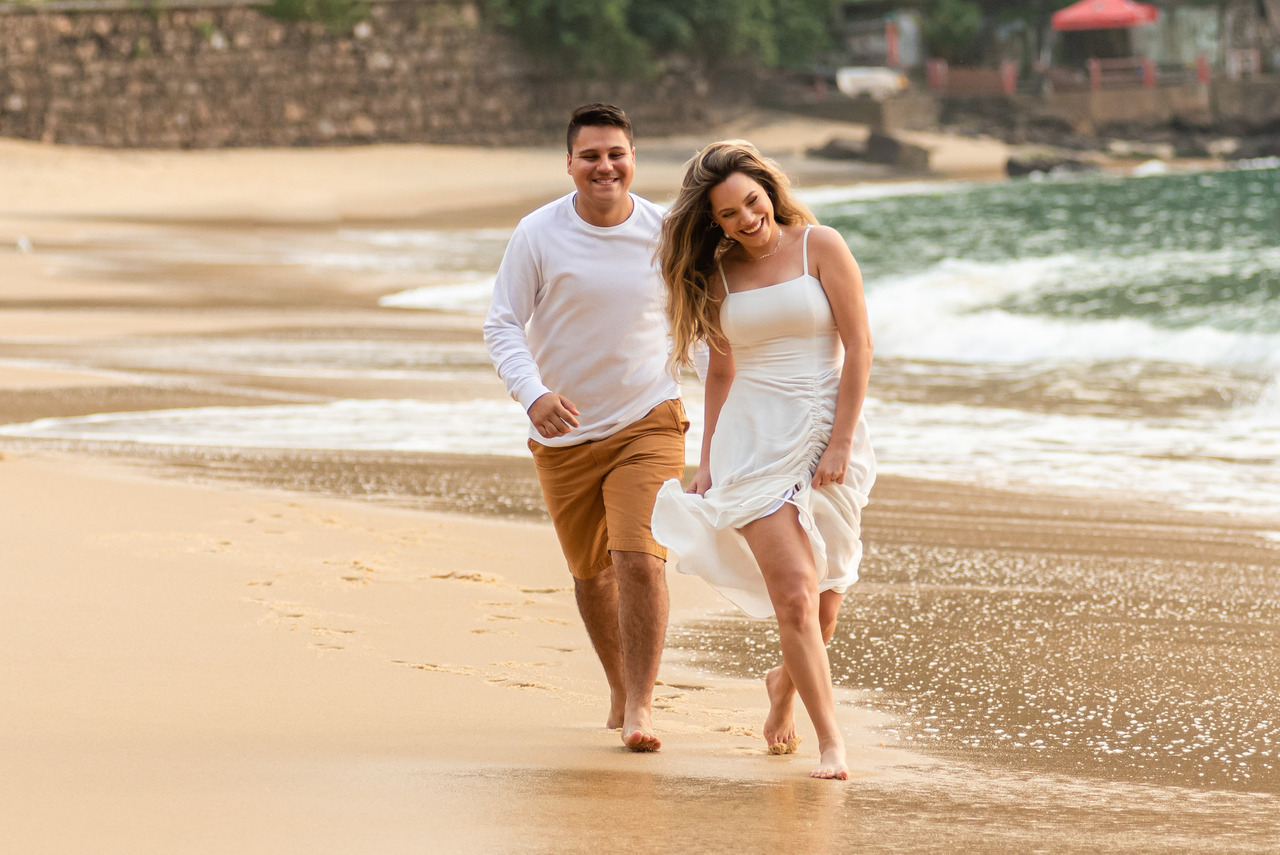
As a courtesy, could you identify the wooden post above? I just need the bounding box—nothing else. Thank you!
[1142,56,1156,88]
[926,58,948,92]
[1087,58,1101,91]
[1000,60,1018,95]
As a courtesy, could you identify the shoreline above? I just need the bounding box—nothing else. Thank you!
[4,122,1280,850]
[0,111,1014,229]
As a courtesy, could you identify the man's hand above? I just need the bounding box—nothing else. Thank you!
[528,393,580,438]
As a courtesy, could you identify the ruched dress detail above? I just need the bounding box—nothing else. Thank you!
[651,228,875,619]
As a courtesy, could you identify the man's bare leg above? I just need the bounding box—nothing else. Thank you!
[764,589,844,754]
[574,566,627,730]
[612,549,668,752]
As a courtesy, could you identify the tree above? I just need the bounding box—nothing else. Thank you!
[482,0,837,78]
[922,0,984,64]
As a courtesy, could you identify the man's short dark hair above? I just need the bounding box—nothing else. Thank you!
[567,103,633,153]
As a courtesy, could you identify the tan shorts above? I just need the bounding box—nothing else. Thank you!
[529,399,689,579]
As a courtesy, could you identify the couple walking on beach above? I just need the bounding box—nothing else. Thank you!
[483,103,875,780]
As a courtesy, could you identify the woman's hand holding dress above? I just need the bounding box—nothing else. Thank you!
[687,467,713,496]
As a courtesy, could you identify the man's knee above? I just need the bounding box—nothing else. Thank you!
[575,564,617,596]
[611,549,664,577]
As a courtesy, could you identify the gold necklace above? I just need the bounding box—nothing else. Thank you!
[745,225,783,262]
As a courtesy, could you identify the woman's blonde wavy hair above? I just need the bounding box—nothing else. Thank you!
[659,140,817,374]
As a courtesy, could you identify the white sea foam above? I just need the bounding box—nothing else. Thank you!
[4,391,1276,519]
[378,276,496,313]
[867,252,1280,373]
[56,338,494,380]
[798,180,982,208]
[340,228,512,248]
[0,400,531,455]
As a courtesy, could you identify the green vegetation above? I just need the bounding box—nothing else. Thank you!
[260,0,369,35]
[481,0,837,78]
[921,0,984,65]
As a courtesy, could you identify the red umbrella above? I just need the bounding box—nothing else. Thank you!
[1051,0,1160,31]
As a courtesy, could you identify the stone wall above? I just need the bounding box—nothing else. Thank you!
[0,0,715,148]
[1043,77,1280,133]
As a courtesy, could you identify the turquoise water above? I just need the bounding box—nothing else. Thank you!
[833,166,1280,336]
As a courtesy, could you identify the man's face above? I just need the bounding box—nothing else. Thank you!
[566,125,635,210]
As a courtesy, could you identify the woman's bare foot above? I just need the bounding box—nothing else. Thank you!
[810,746,849,780]
[622,707,661,752]
[764,666,799,754]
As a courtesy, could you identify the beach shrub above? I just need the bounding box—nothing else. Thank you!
[481,0,836,78]
[261,0,370,35]
[480,0,651,77]
[923,0,984,64]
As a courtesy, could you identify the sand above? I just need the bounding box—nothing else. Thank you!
[3,114,1278,853]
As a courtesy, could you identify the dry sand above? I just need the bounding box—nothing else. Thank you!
[3,115,1278,853]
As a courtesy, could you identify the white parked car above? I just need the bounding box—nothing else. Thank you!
[835,67,909,99]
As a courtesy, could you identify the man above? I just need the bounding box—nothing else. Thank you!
[483,103,687,752]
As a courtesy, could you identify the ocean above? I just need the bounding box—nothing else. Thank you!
[5,162,1278,520]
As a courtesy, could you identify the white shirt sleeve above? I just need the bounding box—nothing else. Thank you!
[483,223,553,412]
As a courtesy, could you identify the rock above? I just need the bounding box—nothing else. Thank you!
[349,114,377,137]
[1233,135,1280,160]
[864,131,930,170]
[806,136,867,161]
[1006,153,1098,177]
[1172,135,1214,158]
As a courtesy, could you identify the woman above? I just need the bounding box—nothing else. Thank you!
[652,141,875,780]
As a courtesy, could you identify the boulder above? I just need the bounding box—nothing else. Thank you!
[805,136,868,161]
[864,131,930,171]
[1006,153,1098,177]
[1233,135,1280,160]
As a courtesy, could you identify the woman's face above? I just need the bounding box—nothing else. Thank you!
[709,172,776,251]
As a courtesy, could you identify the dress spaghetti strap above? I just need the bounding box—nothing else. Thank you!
[802,225,813,278]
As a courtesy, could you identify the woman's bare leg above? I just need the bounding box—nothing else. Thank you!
[740,506,848,780]
[764,589,844,753]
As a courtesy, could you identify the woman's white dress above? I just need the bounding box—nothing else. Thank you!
[651,228,876,619]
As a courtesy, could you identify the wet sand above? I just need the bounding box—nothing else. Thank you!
[3,120,1280,852]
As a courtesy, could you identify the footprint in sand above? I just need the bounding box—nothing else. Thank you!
[394,660,477,676]
[430,571,504,584]
[486,676,556,691]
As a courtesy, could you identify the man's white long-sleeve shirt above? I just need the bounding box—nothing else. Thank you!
[484,192,679,447]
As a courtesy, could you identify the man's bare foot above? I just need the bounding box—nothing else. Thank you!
[810,747,849,780]
[622,708,660,752]
[763,667,799,754]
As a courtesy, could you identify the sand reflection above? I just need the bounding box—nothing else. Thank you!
[453,763,1277,853]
